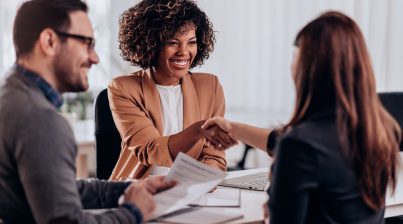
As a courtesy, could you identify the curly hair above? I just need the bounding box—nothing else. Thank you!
[119,0,215,69]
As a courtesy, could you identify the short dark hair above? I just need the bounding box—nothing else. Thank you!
[13,0,88,58]
[119,0,215,69]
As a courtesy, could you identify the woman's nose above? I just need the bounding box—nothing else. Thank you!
[177,44,188,56]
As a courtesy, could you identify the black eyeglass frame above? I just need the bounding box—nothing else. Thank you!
[54,30,95,50]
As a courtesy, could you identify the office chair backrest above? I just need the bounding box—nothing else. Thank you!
[379,92,403,150]
[94,89,121,179]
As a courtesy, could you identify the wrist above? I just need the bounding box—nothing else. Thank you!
[231,121,240,139]
[121,202,143,223]
[194,120,207,139]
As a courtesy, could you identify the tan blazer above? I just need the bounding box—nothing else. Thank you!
[108,69,227,180]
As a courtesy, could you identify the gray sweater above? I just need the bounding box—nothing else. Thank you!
[0,72,140,223]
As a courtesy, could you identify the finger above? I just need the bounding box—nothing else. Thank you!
[201,119,216,129]
[200,128,221,147]
[214,133,231,149]
[146,176,176,194]
[209,127,235,149]
[217,131,235,146]
[143,176,164,193]
[219,131,237,146]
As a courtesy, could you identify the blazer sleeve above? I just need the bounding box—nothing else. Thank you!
[108,79,173,167]
[198,76,227,170]
[268,136,318,223]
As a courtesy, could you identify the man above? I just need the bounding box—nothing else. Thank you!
[0,0,174,223]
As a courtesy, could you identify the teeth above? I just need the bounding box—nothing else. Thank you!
[171,60,188,66]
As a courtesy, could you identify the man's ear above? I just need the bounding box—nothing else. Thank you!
[37,28,61,57]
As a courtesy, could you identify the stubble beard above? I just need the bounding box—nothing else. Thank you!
[53,51,88,93]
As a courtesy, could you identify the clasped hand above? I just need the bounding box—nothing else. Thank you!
[201,116,238,150]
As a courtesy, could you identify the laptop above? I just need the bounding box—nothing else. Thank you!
[218,171,270,191]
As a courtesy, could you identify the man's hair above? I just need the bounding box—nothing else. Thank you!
[13,0,88,58]
[119,0,215,69]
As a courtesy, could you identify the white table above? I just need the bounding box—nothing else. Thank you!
[88,164,403,223]
[385,155,403,218]
[215,159,403,222]
[204,168,269,224]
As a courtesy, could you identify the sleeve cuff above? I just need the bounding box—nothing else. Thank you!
[121,202,143,223]
[266,130,279,156]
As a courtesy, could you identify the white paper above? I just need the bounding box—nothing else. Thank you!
[150,153,227,219]
[189,188,241,207]
[386,165,403,206]
[157,207,243,224]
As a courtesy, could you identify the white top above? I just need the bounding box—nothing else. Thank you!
[151,84,184,175]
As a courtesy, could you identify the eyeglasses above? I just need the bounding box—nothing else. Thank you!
[55,30,96,51]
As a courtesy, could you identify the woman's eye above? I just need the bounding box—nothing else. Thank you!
[167,41,178,46]
[188,41,197,45]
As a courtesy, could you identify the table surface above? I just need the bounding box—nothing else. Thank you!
[216,158,403,222]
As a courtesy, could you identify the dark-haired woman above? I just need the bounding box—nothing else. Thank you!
[203,11,401,223]
[108,0,235,180]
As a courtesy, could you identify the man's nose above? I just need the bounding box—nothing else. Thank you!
[89,50,100,64]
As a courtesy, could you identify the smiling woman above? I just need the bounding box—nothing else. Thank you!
[107,0,236,181]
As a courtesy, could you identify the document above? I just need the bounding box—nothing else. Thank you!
[150,152,227,220]
[189,187,241,207]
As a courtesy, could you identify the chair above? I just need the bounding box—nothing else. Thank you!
[94,89,122,180]
[379,92,403,150]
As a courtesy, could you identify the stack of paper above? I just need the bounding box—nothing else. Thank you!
[150,153,228,220]
[189,188,241,207]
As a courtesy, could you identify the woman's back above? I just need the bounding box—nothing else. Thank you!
[269,111,385,223]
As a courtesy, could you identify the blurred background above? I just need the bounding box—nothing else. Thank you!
[1,0,402,173]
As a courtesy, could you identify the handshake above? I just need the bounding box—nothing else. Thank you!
[200,116,238,150]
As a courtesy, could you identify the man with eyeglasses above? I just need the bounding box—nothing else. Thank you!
[0,0,175,223]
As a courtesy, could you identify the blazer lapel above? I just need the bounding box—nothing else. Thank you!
[182,74,200,128]
[141,69,164,134]
[181,74,204,159]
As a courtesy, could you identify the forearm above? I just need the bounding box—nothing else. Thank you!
[168,120,205,159]
[232,122,271,151]
[77,179,130,209]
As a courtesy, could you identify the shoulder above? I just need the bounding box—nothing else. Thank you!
[285,119,336,142]
[278,120,338,157]
[188,72,222,93]
[189,72,220,85]
[1,75,73,147]
[108,70,149,97]
[1,74,54,118]
[110,70,146,88]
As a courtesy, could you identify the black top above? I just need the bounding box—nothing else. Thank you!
[267,112,384,224]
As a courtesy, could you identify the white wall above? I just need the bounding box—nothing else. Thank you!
[1,0,403,167]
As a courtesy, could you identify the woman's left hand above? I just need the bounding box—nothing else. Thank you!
[263,201,269,224]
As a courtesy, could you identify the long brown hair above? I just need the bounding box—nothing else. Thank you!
[284,11,401,210]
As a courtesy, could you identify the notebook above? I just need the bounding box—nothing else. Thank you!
[218,171,269,191]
